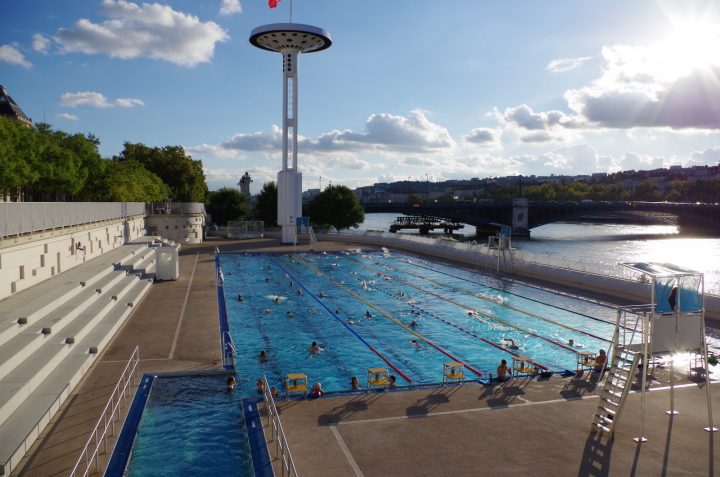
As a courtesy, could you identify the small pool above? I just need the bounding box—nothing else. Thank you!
[223,250,618,396]
[124,375,255,476]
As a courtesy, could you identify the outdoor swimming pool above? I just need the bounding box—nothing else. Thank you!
[223,250,618,395]
[124,375,255,476]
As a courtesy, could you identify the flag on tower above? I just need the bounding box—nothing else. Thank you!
[269,0,281,8]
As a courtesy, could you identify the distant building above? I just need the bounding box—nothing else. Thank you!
[0,85,32,126]
[302,188,320,204]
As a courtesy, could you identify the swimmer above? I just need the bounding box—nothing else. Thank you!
[308,341,322,354]
[274,296,280,304]
[256,379,264,393]
[411,339,422,348]
[296,288,303,296]
[388,375,397,389]
[263,308,272,314]
[501,338,519,350]
[398,292,405,297]
[265,277,269,283]
[259,350,268,362]
[289,281,293,287]
[568,339,575,347]
[335,308,341,314]
[365,310,373,318]
[351,376,361,391]
[226,376,236,391]
[237,294,243,302]
[409,320,418,328]
[310,382,325,398]
[319,291,325,298]
[270,386,279,398]
[286,311,295,318]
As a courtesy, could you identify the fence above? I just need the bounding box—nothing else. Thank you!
[147,202,206,215]
[0,202,146,238]
[262,376,299,477]
[68,346,140,477]
[223,221,265,239]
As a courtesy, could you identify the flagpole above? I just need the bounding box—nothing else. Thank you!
[289,0,293,23]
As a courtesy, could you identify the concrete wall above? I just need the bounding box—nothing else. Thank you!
[0,216,145,301]
[316,232,720,322]
[146,214,204,244]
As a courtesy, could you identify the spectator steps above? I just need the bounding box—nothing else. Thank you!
[0,241,157,475]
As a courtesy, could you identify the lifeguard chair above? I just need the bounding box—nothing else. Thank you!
[367,368,389,391]
[443,362,465,385]
[285,373,307,400]
[576,351,598,377]
[591,262,717,441]
[512,356,535,377]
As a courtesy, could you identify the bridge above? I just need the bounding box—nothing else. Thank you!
[363,200,720,236]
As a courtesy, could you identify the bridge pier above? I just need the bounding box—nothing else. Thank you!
[511,198,530,236]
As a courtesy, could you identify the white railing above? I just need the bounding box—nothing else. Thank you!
[222,331,237,368]
[262,376,299,477]
[68,346,140,477]
[0,202,146,238]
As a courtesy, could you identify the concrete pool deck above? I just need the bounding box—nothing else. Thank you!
[9,237,720,476]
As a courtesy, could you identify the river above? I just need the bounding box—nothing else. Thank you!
[357,212,720,295]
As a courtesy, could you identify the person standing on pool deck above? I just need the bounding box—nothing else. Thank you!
[593,349,607,374]
[497,359,512,382]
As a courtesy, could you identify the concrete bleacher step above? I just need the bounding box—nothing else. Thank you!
[0,278,151,475]
[122,246,156,271]
[0,343,70,429]
[61,275,140,347]
[0,352,96,476]
[129,252,156,279]
[0,334,50,383]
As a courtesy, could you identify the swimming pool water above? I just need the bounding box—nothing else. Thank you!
[125,375,254,477]
[223,250,618,396]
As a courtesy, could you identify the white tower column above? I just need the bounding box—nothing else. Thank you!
[250,23,332,244]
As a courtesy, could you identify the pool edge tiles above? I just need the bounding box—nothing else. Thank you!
[106,374,154,477]
[242,398,274,477]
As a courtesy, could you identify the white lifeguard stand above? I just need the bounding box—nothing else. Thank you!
[592,262,717,441]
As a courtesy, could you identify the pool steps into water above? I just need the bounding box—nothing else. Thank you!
[0,241,156,476]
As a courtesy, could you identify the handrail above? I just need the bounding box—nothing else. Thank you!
[68,346,140,477]
[225,330,238,355]
[262,376,299,477]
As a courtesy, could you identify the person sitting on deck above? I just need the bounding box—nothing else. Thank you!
[496,359,512,382]
[388,375,397,389]
[593,349,607,374]
[226,376,236,391]
[308,341,322,354]
[310,382,325,398]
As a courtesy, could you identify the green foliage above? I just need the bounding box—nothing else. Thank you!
[206,188,250,226]
[254,181,278,227]
[631,181,662,201]
[104,160,171,202]
[116,143,208,202]
[0,117,39,196]
[306,185,364,229]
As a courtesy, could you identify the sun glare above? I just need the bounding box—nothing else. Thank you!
[655,17,720,80]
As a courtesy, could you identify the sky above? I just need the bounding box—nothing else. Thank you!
[2,0,720,194]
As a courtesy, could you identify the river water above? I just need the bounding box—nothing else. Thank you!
[357,213,720,295]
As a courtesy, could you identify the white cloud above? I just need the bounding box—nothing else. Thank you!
[320,156,370,170]
[465,127,499,145]
[219,0,242,16]
[59,91,144,108]
[0,44,32,68]
[400,157,438,167]
[690,147,720,165]
[32,34,51,53]
[501,104,572,131]
[539,144,612,172]
[546,56,592,73]
[616,152,665,171]
[54,0,229,67]
[57,112,79,121]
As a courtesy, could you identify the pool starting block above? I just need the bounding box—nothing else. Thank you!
[443,361,465,385]
[512,356,536,377]
[367,368,389,391]
[285,373,308,400]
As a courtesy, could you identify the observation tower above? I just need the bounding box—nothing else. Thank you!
[250,23,332,243]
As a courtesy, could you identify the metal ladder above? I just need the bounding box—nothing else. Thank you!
[593,346,640,437]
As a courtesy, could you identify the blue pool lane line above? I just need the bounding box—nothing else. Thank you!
[106,374,155,477]
[216,255,234,371]
[270,257,414,384]
[243,398,274,477]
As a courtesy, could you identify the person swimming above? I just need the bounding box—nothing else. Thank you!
[286,311,295,318]
[259,350,268,362]
[226,376,236,391]
[237,294,243,302]
[365,310,373,318]
[409,320,418,328]
[501,338,519,350]
[308,341,322,354]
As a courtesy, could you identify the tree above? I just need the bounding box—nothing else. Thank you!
[632,181,661,201]
[104,160,172,201]
[306,185,364,229]
[116,143,208,202]
[254,181,278,227]
[206,188,250,226]
[0,116,38,198]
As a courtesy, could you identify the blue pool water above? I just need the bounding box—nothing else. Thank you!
[223,250,618,395]
[125,375,254,476]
